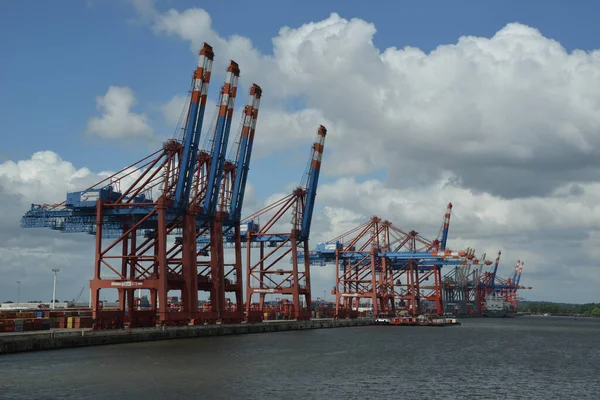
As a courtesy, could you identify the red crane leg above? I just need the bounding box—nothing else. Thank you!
[221,224,243,323]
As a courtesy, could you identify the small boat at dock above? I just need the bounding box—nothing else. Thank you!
[387,315,461,327]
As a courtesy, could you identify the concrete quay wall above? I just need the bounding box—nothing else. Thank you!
[0,318,374,355]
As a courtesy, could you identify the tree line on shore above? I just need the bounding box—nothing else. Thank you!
[519,301,600,317]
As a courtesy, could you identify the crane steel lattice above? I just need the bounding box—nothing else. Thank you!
[492,260,531,313]
[298,205,477,318]
[505,260,526,309]
[20,43,263,328]
[243,126,327,322]
[166,56,243,325]
[442,251,531,317]
[391,203,455,316]
[442,251,494,315]
[211,83,262,323]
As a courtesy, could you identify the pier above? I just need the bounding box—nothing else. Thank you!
[0,318,374,355]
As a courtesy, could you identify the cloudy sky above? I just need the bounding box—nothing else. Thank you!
[1,0,599,304]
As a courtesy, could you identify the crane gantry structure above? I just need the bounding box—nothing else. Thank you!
[20,41,332,328]
[242,126,327,322]
[193,126,327,321]
[20,43,269,327]
[294,203,492,318]
[18,41,529,328]
[442,251,532,316]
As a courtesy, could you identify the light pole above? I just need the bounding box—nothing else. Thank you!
[52,269,60,309]
[16,281,21,304]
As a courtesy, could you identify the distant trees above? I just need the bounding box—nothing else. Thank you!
[519,302,600,317]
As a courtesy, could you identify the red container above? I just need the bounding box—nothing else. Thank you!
[23,320,33,331]
[73,316,94,328]
[32,319,43,330]
[50,311,65,317]
[0,319,15,332]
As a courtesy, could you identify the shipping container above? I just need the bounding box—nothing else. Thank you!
[13,319,24,332]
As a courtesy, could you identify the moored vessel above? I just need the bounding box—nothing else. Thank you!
[483,293,512,318]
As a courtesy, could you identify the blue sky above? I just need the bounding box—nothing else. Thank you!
[2,0,600,303]
[2,0,597,175]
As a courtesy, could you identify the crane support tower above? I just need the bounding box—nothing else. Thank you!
[20,42,263,328]
[209,83,262,323]
[442,251,531,317]
[295,204,482,318]
[243,126,327,322]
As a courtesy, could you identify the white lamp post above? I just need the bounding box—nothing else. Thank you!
[52,269,60,309]
[16,281,21,304]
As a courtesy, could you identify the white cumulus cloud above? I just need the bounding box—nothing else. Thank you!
[4,4,600,304]
[85,86,154,140]
[0,151,96,204]
[162,94,190,128]
[126,3,600,302]
[135,4,600,199]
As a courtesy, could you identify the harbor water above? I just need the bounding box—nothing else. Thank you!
[0,316,599,399]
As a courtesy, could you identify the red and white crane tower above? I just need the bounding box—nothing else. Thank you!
[19,43,264,328]
[243,126,327,322]
[316,204,475,318]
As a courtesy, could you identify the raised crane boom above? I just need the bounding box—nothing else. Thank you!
[203,61,240,216]
[491,250,501,287]
[242,125,328,321]
[19,41,269,327]
[515,261,523,286]
[300,125,327,239]
[228,84,262,223]
[440,203,452,250]
[174,43,214,210]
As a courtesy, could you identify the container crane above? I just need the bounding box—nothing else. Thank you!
[243,125,327,321]
[20,43,261,328]
[203,82,262,323]
[218,84,262,322]
[296,203,468,317]
[173,44,214,211]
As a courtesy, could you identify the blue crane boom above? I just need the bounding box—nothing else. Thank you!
[203,61,240,217]
[440,203,452,250]
[174,43,214,210]
[20,45,248,238]
[295,203,462,267]
[312,245,469,264]
[490,250,501,287]
[241,125,328,321]
[515,261,523,286]
[228,84,262,224]
[198,124,326,246]
[300,125,326,240]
